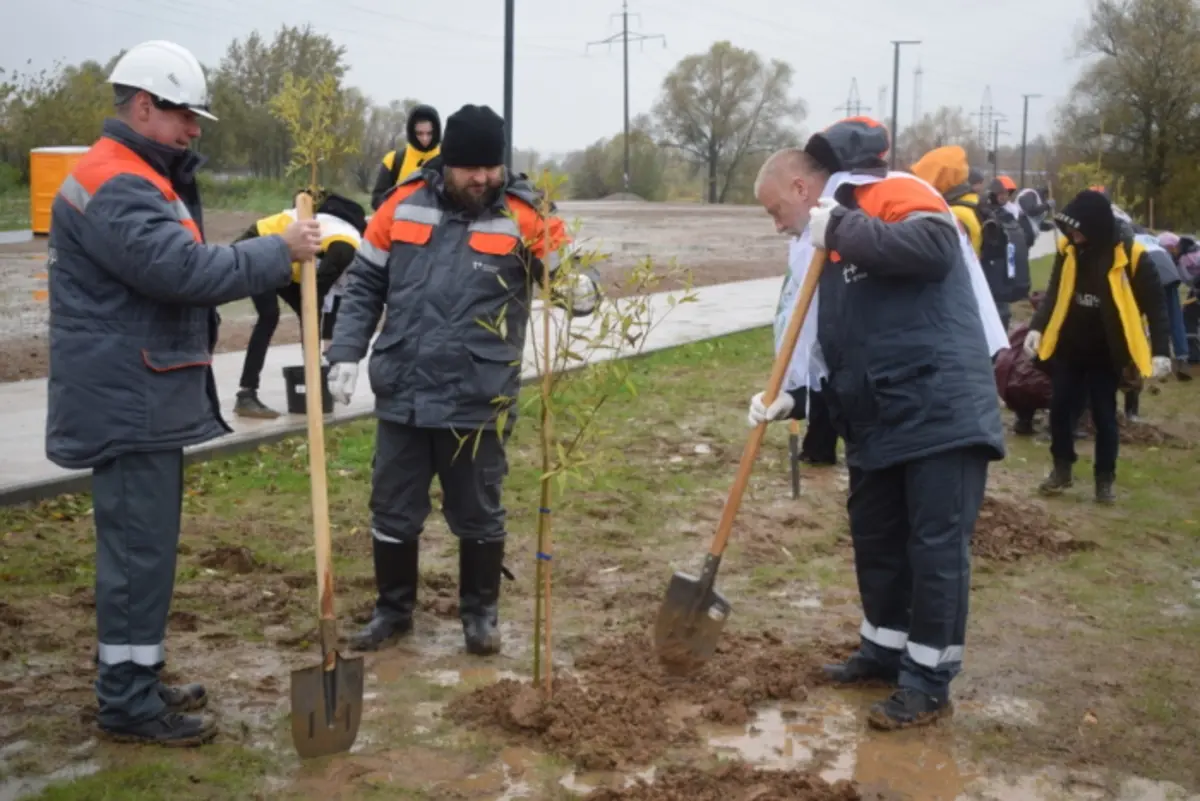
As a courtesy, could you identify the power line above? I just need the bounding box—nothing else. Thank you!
[586,1,666,193]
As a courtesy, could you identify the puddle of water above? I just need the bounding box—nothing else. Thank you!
[560,766,656,795]
[0,760,102,801]
[420,667,523,688]
[698,692,1198,801]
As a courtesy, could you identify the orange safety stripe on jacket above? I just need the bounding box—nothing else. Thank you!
[506,195,571,259]
[71,138,203,242]
[364,180,429,251]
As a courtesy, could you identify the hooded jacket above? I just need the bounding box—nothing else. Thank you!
[1030,190,1169,376]
[910,146,982,256]
[370,104,443,210]
[798,119,1005,471]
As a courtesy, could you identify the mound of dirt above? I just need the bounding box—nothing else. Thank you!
[585,762,868,801]
[446,631,856,770]
[973,496,1095,562]
[1079,411,1190,448]
[196,545,258,574]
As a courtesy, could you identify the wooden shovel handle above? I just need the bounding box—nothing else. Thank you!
[708,247,826,558]
[295,194,337,625]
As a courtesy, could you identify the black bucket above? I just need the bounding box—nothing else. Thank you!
[282,364,333,415]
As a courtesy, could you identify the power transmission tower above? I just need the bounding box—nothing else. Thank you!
[834,78,869,116]
[877,85,888,121]
[587,1,666,193]
[991,118,1011,180]
[971,86,996,150]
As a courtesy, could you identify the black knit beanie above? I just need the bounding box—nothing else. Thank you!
[441,104,506,168]
[1056,189,1116,246]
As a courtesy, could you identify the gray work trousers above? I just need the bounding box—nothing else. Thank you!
[370,420,508,545]
[847,446,990,700]
[92,448,184,728]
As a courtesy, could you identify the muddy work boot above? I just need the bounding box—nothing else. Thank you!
[1095,472,1116,505]
[100,710,218,747]
[350,538,418,652]
[460,539,505,656]
[160,682,207,713]
[822,651,899,686]
[233,389,280,419]
[868,688,952,731]
[1037,460,1073,496]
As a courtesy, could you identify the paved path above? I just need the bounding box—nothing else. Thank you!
[0,277,784,504]
[0,228,1058,505]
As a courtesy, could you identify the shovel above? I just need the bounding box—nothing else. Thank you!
[788,420,801,499]
[289,192,364,759]
[653,247,826,674]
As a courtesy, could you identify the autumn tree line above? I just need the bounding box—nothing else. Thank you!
[2,0,1199,226]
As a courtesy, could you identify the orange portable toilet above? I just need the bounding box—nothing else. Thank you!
[29,146,90,236]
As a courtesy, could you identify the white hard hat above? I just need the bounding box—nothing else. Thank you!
[108,40,217,121]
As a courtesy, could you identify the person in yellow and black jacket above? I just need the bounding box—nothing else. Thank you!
[370,104,441,210]
[232,191,367,418]
[909,145,982,257]
[1026,189,1172,503]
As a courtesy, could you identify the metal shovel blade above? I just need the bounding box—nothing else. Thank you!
[289,650,364,759]
[653,568,733,676]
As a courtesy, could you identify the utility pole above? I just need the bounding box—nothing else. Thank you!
[834,78,869,117]
[1019,93,1042,189]
[587,1,665,193]
[503,0,514,169]
[889,40,920,168]
[991,118,1010,180]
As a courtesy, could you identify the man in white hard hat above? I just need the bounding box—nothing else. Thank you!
[46,39,322,747]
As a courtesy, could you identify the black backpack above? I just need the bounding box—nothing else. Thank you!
[952,197,1031,303]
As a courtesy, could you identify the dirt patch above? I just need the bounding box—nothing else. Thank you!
[446,631,855,770]
[196,545,259,574]
[1077,409,1192,448]
[585,762,872,801]
[973,496,1096,563]
[419,571,459,618]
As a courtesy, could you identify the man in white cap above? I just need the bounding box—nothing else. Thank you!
[46,40,321,746]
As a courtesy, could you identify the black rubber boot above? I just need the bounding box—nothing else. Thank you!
[1095,472,1116,505]
[1012,415,1035,436]
[99,710,218,747]
[1038,460,1073,495]
[350,539,418,652]
[460,539,504,656]
[822,652,899,686]
[867,688,952,731]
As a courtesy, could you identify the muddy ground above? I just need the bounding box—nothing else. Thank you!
[0,201,784,383]
[1,329,1197,801]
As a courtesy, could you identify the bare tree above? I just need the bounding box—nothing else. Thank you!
[653,41,804,203]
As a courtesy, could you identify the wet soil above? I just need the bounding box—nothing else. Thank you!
[585,762,872,801]
[1077,408,1192,448]
[972,496,1096,563]
[446,631,857,771]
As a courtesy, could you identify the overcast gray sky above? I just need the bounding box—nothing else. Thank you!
[13,0,1092,156]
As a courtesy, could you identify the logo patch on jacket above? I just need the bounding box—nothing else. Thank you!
[472,260,498,274]
[842,264,865,284]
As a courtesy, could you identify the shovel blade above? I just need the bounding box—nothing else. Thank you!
[653,569,732,675]
[289,650,365,759]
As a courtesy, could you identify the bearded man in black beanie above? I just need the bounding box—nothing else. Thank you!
[1025,189,1171,503]
[324,104,601,655]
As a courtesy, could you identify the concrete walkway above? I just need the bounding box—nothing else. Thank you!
[0,277,784,505]
[0,229,1058,506]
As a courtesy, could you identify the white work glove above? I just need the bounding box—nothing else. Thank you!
[1151,355,1172,380]
[808,197,840,250]
[566,272,600,316]
[1024,330,1042,360]
[327,362,359,405]
[747,391,795,427]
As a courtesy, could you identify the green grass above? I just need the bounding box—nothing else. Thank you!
[198,176,371,215]
[0,189,29,231]
[2,327,1199,798]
